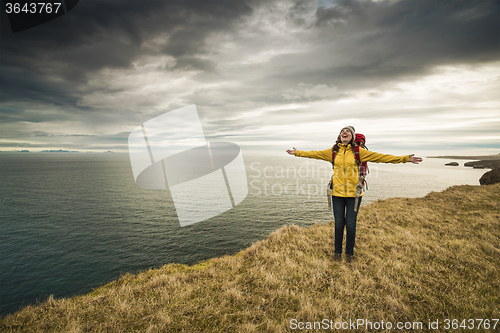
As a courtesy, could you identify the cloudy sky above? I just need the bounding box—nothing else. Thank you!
[1,0,499,156]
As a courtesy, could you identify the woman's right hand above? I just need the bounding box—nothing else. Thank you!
[286,147,296,155]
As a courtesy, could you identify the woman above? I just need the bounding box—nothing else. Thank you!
[286,126,422,261]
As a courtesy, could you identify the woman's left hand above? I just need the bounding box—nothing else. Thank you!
[409,154,423,164]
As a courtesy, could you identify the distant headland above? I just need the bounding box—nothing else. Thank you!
[427,153,500,160]
[2,149,116,153]
[41,149,79,153]
[428,153,500,169]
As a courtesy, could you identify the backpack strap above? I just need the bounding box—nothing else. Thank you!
[354,145,360,167]
[354,145,365,212]
[331,147,337,167]
[327,147,336,208]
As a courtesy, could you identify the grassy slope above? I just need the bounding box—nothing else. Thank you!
[1,184,499,332]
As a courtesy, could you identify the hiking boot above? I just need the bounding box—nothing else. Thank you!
[333,253,341,262]
[345,254,354,263]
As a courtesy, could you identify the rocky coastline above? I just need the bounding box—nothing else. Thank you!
[429,154,500,185]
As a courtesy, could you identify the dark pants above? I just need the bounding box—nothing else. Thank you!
[332,196,362,255]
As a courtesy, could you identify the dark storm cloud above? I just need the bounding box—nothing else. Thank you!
[380,0,498,61]
[218,0,499,106]
[313,0,499,76]
[180,0,499,113]
[315,0,367,26]
[0,104,70,123]
[173,57,218,72]
[0,0,256,106]
[0,0,253,63]
[2,0,497,109]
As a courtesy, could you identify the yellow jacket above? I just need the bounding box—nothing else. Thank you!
[295,143,410,197]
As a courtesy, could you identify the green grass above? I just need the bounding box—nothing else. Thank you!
[2,184,499,332]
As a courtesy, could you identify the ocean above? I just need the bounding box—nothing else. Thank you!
[0,152,489,315]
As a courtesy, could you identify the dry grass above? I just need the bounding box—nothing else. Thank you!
[1,184,499,332]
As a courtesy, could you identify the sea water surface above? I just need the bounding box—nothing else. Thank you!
[0,152,488,315]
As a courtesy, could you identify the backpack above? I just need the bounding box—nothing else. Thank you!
[327,133,369,211]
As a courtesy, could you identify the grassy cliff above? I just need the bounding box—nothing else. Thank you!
[2,184,499,332]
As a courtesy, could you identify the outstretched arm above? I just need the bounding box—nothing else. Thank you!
[286,147,332,162]
[360,148,423,164]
